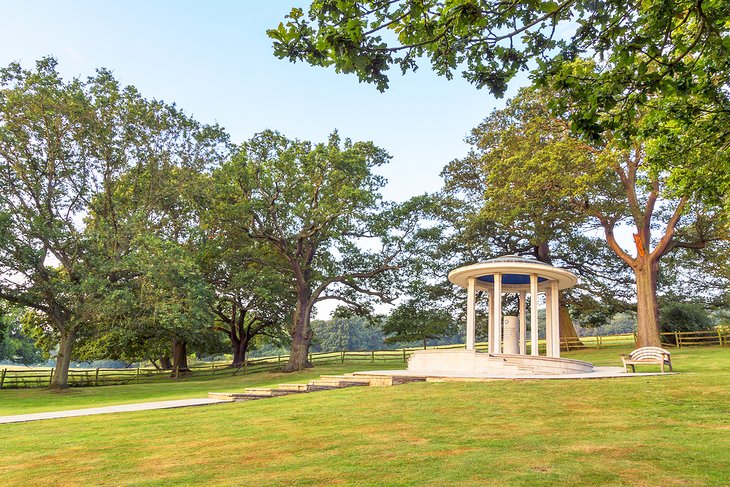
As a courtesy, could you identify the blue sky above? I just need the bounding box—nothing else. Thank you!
[0,1,527,202]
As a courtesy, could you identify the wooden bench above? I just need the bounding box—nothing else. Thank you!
[621,347,673,373]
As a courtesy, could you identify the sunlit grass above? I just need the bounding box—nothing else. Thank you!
[1,347,728,486]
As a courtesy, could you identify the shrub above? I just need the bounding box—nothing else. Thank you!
[659,303,712,343]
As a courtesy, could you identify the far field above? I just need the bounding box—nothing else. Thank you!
[1,347,728,486]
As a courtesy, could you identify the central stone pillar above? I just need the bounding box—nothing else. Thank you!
[503,315,519,354]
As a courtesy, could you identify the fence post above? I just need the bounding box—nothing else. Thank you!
[675,332,680,348]
[278,354,281,365]
[633,331,638,345]
[403,349,407,363]
[49,368,54,387]
[341,351,345,363]
[596,336,601,350]
[371,351,375,363]
[136,367,140,383]
[94,368,100,386]
[0,368,5,389]
[718,329,723,347]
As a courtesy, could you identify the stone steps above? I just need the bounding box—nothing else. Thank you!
[347,373,428,386]
[208,372,411,402]
[317,375,371,386]
[277,383,310,392]
[307,379,369,389]
[243,387,294,398]
[208,392,261,401]
[496,354,593,375]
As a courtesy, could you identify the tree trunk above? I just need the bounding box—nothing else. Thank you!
[159,355,172,370]
[231,335,250,367]
[634,259,662,347]
[171,338,189,374]
[50,327,76,389]
[558,297,582,350]
[283,292,313,372]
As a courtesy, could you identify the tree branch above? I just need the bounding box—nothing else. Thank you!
[652,196,689,260]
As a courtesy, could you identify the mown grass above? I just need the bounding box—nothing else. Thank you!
[1,347,728,486]
[0,363,403,415]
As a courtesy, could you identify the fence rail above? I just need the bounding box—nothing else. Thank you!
[1,329,726,389]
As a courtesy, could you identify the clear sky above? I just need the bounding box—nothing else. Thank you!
[0,1,528,202]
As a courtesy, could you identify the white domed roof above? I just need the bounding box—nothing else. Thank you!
[448,255,578,291]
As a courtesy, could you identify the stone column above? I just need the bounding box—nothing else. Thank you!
[551,280,561,358]
[545,288,553,357]
[493,273,502,354]
[466,277,476,350]
[503,316,519,354]
[530,274,538,356]
[487,286,494,353]
[519,291,527,355]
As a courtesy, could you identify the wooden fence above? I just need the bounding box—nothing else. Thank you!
[1,329,726,389]
[0,361,248,390]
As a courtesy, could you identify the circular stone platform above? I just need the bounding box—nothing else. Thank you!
[406,349,594,376]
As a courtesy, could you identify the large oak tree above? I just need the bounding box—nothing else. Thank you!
[453,86,728,346]
[213,130,421,371]
[0,58,228,386]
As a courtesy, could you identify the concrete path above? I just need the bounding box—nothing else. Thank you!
[0,397,231,425]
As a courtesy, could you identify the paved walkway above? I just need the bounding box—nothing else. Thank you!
[0,398,231,424]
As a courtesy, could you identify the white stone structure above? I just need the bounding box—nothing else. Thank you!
[449,255,578,358]
[407,255,593,376]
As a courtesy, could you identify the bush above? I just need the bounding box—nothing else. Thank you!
[659,302,712,338]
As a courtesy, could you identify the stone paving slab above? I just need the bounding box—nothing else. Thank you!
[0,397,231,425]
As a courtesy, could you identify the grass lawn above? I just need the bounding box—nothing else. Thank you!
[0,363,405,416]
[1,347,728,486]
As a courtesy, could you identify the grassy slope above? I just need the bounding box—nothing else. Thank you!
[1,347,729,486]
[0,363,403,415]
[0,347,684,415]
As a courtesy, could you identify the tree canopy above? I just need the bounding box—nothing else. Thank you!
[0,58,229,385]
[445,85,728,346]
[212,130,426,371]
[269,1,730,138]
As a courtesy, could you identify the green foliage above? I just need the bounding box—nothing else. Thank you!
[269,1,730,145]
[76,236,218,364]
[440,87,634,320]
[0,58,230,384]
[211,129,426,368]
[311,314,384,352]
[213,129,395,316]
[659,302,713,334]
[576,312,636,337]
[198,185,295,363]
[383,299,457,348]
[441,84,728,346]
[0,306,45,365]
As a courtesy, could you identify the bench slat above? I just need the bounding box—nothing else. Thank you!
[622,347,673,373]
